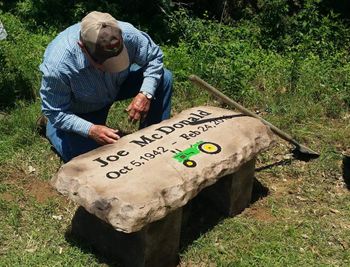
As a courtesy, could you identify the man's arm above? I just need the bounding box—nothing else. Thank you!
[132,30,164,96]
[40,63,93,137]
[40,63,120,144]
[124,27,164,122]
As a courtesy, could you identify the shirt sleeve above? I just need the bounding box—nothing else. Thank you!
[129,29,163,96]
[39,63,93,137]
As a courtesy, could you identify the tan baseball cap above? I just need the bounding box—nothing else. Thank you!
[80,11,129,72]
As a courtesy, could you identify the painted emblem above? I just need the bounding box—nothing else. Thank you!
[173,141,221,168]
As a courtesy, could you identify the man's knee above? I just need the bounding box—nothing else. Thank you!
[155,68,172,99]
[46,122,72,162]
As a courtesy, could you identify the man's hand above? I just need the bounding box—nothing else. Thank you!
[126,93,151,123]
[88,125,120,145]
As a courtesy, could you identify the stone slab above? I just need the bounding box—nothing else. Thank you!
[52,106,274,233]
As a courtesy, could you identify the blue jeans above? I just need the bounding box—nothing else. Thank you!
[46,68,173,162]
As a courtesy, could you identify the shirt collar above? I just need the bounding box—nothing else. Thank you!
[75,43,91,70]
[74,24,90,70]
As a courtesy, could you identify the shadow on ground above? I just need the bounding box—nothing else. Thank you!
[65,225,123,267]
[342,155,350,190]
[255,158,292,172]
[180,177,269,251]
[65,177,270,266]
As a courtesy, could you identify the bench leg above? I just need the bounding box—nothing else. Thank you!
[200,158,256,216]
[71,206,182,267]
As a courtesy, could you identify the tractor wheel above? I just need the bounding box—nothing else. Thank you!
[198,142,221,154]
[183,160,197,168]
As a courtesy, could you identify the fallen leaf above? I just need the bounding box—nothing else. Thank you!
[25,248,36,253]
[296,196,307,201]
[330,208,340,214]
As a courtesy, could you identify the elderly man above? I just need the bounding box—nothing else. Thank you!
[39,11,172,162]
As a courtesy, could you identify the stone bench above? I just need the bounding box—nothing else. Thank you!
[51,106,274,267]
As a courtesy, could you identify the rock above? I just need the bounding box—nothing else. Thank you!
[51,106,274,233]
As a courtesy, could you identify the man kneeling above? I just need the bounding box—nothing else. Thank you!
[39,11,173,162]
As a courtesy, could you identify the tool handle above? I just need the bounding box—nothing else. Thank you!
[189,74,299,146]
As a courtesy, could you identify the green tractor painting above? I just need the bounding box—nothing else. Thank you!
[173,141,222,168]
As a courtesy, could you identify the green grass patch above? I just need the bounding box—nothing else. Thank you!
[1,2,350,266]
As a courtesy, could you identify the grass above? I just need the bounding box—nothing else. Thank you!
[1,3,350,266]
[0,75,350,266]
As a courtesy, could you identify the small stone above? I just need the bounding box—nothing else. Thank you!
[52,215,63,220]
[283,154,293,160]
[28,166,36,174]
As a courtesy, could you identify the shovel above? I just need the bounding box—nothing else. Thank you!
[189,74,319,161]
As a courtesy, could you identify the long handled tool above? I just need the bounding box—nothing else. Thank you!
[189,74,319,161]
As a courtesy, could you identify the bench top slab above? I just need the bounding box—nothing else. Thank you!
[52,106,274,233]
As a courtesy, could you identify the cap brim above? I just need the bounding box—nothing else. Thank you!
[102,45,129,73]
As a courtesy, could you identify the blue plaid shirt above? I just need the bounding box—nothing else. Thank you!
[40,22,163,137]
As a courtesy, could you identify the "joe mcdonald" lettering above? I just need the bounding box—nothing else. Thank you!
[129,110,211,148]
